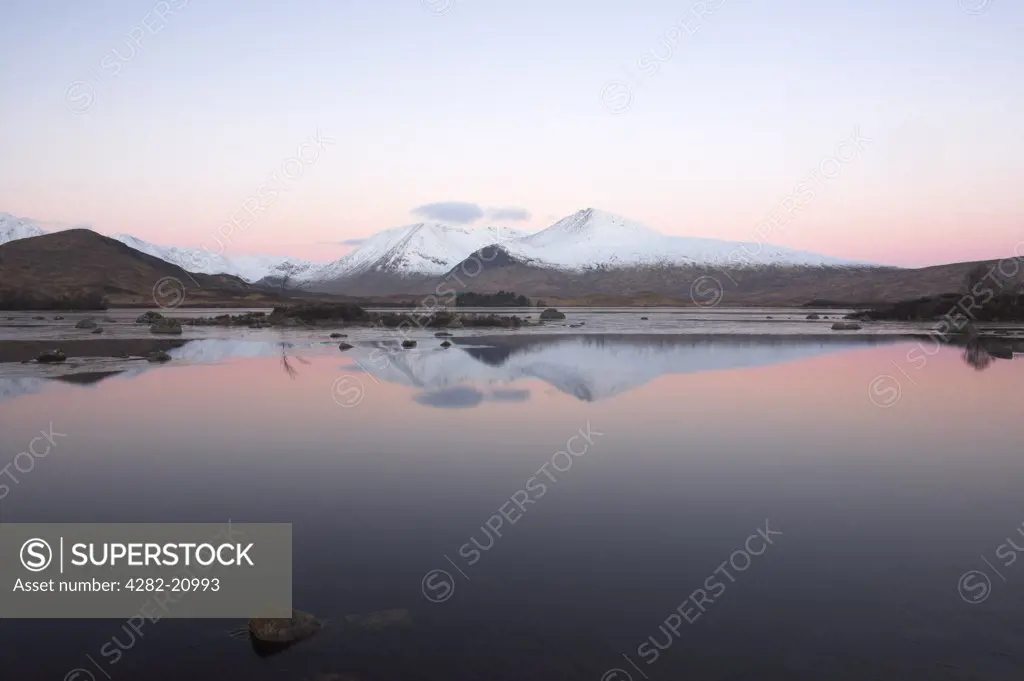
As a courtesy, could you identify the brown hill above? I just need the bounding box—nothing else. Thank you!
[0,229,262,307]
[405,252,1024,306]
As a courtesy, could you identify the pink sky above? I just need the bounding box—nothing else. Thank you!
[2,1,1021,268]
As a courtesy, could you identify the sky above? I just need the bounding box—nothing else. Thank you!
[0,0,1021,267]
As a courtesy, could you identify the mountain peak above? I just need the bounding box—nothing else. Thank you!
[0,213,47,245]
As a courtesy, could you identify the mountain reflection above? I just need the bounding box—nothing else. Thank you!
[350,335,897,406]
[1,334,1017,407]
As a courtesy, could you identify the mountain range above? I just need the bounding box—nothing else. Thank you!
[0,209,865,294]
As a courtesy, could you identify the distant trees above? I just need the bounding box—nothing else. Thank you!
[0,289,108,310]
[455,291,530,307]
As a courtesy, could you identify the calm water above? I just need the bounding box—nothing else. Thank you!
[1,332,1023,680]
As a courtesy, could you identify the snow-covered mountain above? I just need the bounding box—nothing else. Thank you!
[502,208,861,269]
[0,212,47,244]
[1,207,865,289]
[303,208,863,287]
[302,222,525,283]
[111,234,321,283]
[0,212,322,283]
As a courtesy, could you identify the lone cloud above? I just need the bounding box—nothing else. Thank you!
[411,202,484,224]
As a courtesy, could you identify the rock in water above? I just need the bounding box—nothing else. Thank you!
[246,609,325,656]
[146,351,172,363]
[136,311,164,324]
[76,318,98,329]
[401,340,417,348]
[640,316,649,320]
[150,319,183,335]
[806,313,821,320]
[37,349,66,363]
[831,321,862,331]
[434,331,453,338]
[330,333,347,339]
[91,327,104,334]
[338,342,354,351]
[440,341,452,348]
[539,308,566,321]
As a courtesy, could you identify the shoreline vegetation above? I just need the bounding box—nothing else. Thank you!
[184,303,537,330]
[847,293,1024,323]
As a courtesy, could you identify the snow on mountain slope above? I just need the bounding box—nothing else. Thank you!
[305,222,525,282]
[2,206,864,287]
[0,213,47,245]
[112,234,321,283]
[304,208,864,285]
[502,208,861,270]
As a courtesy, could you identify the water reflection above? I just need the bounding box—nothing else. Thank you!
[350,335,899,405]
[1,334,1023,680]
[2,333,1020,407]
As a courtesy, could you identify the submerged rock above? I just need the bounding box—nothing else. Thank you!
[640,316,649,320]
[539,308,566,321]
[806,313,821,320]
[136,311,164,324]
[146,351,172,363]
[434,331,453,338]
[246,609,325,655]
[150,319,183,335]
[37,349,67,363]
[329,333,348,339]
[54,316,65,321]
[76,318,98,329]
[831,321,862,331]
[91,327,104,334]
[401,340,417,349]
